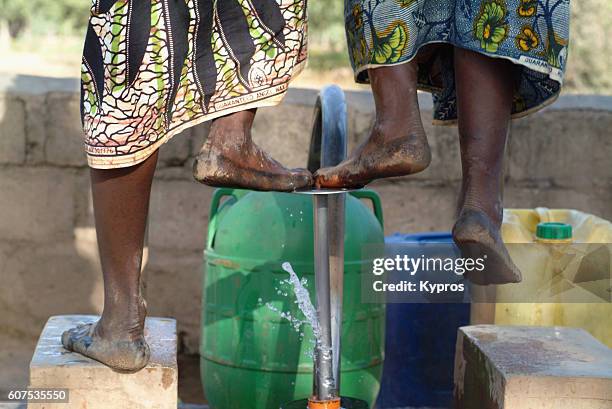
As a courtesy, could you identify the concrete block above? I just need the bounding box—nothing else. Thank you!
[347,105,375,152]
[146,249,204,354]
[159,128,193,167]
[0,95,26,164]
[0,239,102,341]
[21,94,48,164]
[187,122,211,158]
[28,315,177,409]
[0,167,75,242]
[369,181,459,234]
[73,169,95,228]
[454,325,612,409]
[44,92,87,167]
[149,179,213,251]
[252,103,314,169]
[508,110,612,188]
[416,117,462,182]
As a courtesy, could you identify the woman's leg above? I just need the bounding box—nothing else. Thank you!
[193,109,313,191]
[314,61,431,188]
[452,47,521,285]
[62,151,159,372]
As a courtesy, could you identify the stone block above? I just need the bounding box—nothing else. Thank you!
[0,239,102,341]
[416,117,462,182]
[508,110,612,188]
[146,249,204,354]
[158,128,194,167]
[0,95,26,164]
[21,94,48,164]
[187,122,211,158]
[149,179,213,251]
[369,181,459,234]
[44,92,87,167]
[0,167,75,242]
[252,102,313,169]
[28,315,177,409]
[454,325,612,409]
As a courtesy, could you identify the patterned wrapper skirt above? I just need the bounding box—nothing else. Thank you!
[346,0,570,123]
[81,0,307,169]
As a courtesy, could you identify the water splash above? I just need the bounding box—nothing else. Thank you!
[264,262,337,396]
[281,262,322,344]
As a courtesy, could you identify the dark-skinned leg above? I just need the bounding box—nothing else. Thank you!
[452,48,521,285]
[314,61,431,188]
[193,108,312,191]
[62,151,159,372]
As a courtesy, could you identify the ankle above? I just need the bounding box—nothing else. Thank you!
[212,110,255,132]
[371,115,426,142]
[459,199,503,227]
[99,303,146,336]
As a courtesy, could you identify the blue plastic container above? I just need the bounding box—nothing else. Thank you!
[376,232,471,408]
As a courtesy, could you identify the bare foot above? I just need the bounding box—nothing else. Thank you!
[61,299,149,373]
[193,110,312,191]
[314,126,430,188]
[314,63,430,188]
[453,207,522,285]
[61,322,150,373]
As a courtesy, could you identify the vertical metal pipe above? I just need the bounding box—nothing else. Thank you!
[313,194,336,400]
[318,86,347,388]
[309,85,347,401]
[327,194,345,387]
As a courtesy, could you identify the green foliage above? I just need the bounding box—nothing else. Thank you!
[0,0,89,37]
[307,1,345,50]
[565,0,612,94]
[1,0,610,94]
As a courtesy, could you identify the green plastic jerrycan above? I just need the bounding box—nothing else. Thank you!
[201,188,385,409]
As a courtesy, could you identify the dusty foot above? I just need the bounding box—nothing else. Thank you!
[453,207,522,285]
[314,63,430,189]
[314,126,430,188]
[61,322,149,373]
[61,300,149,373]
[193,112,312,191]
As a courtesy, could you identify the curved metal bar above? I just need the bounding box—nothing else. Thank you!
[309,85,348,401]
[308,85,348,171]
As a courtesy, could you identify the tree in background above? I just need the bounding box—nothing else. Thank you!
[0,0,610,94]
[0,0,88,38]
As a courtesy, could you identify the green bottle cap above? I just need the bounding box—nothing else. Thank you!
[536,222,573,240]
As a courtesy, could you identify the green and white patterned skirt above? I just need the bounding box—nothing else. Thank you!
[81,0,307,169]
[346,0,570,123]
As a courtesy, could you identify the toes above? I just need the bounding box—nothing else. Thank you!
[453,209,522,285]
[313,167,340,188]
[61,329,73,350]
[289,168,313,190]
[62,323,94,354]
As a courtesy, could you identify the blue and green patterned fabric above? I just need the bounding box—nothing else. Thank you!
[345,0,570,122]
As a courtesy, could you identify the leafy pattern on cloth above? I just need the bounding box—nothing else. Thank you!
[346,0,570,122]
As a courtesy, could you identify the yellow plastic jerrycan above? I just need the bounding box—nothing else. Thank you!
[493,208,612,347]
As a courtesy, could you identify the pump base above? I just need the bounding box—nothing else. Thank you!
[280,397,369,409]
